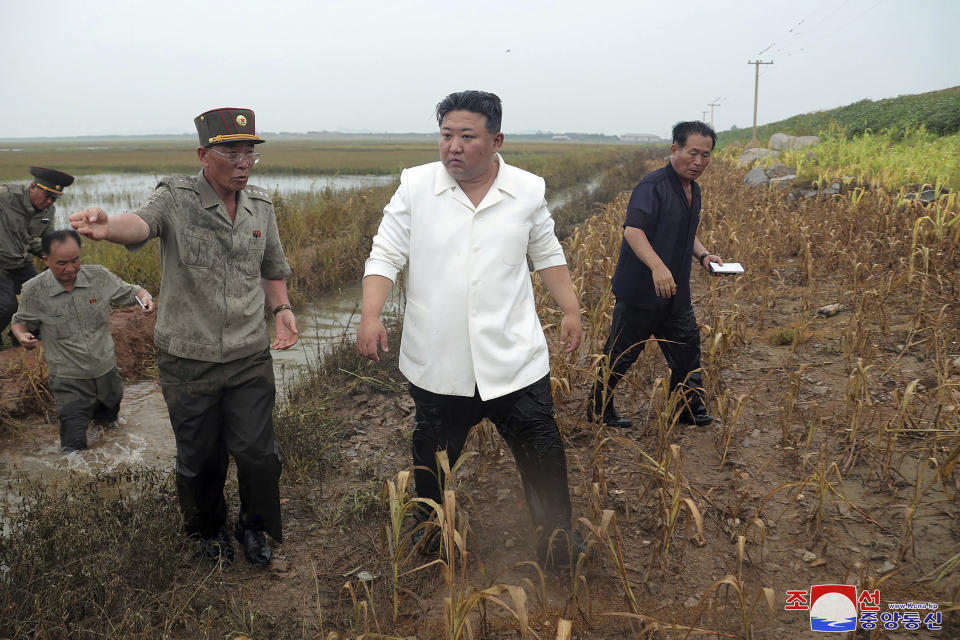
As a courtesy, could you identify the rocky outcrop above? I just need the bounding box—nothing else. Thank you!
[769,133,819,151]
[736,147,778,167]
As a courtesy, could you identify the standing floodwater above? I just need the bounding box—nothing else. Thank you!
[10,173,397,225]
[0,282,398,500]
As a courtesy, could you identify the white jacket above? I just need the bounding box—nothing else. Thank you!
[364,155,567,399]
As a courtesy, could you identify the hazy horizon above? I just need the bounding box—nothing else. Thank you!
[2,0,957,139]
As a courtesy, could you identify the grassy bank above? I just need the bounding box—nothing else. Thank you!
[717,85,960,147]
[723,125,960,192]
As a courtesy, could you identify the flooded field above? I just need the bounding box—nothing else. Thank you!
[12,172,397,223]
[0,282,401,503]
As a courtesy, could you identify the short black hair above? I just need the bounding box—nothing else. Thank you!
[672,121,717,149]
[42,229,81,256]
[435,90,502,133]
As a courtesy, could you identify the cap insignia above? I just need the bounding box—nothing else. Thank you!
[236,114,248,127]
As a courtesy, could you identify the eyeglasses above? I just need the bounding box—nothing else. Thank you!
[207,148,261,165]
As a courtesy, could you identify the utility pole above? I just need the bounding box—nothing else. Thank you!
[707,97,723,129]
[701,110,709,122]
[746,60,773,148]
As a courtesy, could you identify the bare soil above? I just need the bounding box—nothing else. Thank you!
[171,271,959,639]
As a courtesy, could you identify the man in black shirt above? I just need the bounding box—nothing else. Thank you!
[588,121,723,428]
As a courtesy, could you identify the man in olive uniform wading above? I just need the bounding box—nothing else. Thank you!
[11,229,154,452]
[0,167,75,345]
[70,108,298,566]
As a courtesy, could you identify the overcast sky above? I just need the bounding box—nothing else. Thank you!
[1,0,957,139]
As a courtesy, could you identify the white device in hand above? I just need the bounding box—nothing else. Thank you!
[710,262,744,275]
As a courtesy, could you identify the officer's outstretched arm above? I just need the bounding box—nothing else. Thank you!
[69,209,149,244]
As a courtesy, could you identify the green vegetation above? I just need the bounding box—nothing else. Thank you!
[718,85,960,146]
[721,125,960,192]
[781,126,960,191]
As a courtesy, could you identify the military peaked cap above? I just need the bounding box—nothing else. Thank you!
[29,166,75,198]
[194,108,265,147]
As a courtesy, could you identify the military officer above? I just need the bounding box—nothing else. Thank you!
[69,108,297,566]
[11,229,154,451]
[0,167,75,344]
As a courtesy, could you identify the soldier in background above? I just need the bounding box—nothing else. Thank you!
[0,167,75,345]
[11,229,154,451]
[70,108,297,566]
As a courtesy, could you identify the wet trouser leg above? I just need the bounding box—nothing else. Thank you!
[48,368,123,450]
[159,350,283,542]
[0,265,38,342]
[220,350,282,539]
[593,300,659,412]
[409,383,482,518]
[49,375,96,451]
[486,375,573,535]
[409,376,574,536]
[655,305,706,413]
[91,367,124,424]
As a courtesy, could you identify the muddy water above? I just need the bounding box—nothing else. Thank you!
[0,282,399,501]
[12,172,397,225]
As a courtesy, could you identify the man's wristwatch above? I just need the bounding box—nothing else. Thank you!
[697,251,710,265]
[272,304,293,316]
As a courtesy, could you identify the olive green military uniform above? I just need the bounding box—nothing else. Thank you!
[130,170,291,542]
[0,183,56,335]
[12,265,140,450]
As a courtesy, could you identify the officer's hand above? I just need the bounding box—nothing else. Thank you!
[357,317,388,362]
[703,254,724,275]
[559,312,582,353]
[12,329,37,350]
[137,289,155,314]
[652,265,676,298]
[69,208,110,239]
[272,309,299,350]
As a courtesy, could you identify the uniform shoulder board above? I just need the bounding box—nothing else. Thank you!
[158,175,199,191]
[244,184,273,203]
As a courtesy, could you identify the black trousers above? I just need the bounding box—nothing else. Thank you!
[49,367,123,451]
[595,300,705,411]
[158,349,283,542]
[0,264,38,336]
[409,374,573,535]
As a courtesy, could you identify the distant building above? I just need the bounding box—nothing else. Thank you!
[551,134,571,141]
[619,133,660,143]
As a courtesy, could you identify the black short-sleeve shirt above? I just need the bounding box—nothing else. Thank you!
[611,162,701,310]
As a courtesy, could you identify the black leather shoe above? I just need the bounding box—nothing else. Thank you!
[677,407,714,426]
[586,403,633,428]
[205,527,234,563]
[234,522,271,566]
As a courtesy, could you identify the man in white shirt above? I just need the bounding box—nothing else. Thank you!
[358,90,582,565]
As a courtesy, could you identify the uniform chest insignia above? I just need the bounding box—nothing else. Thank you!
[253,229,262,238]
[89,298,97,304]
